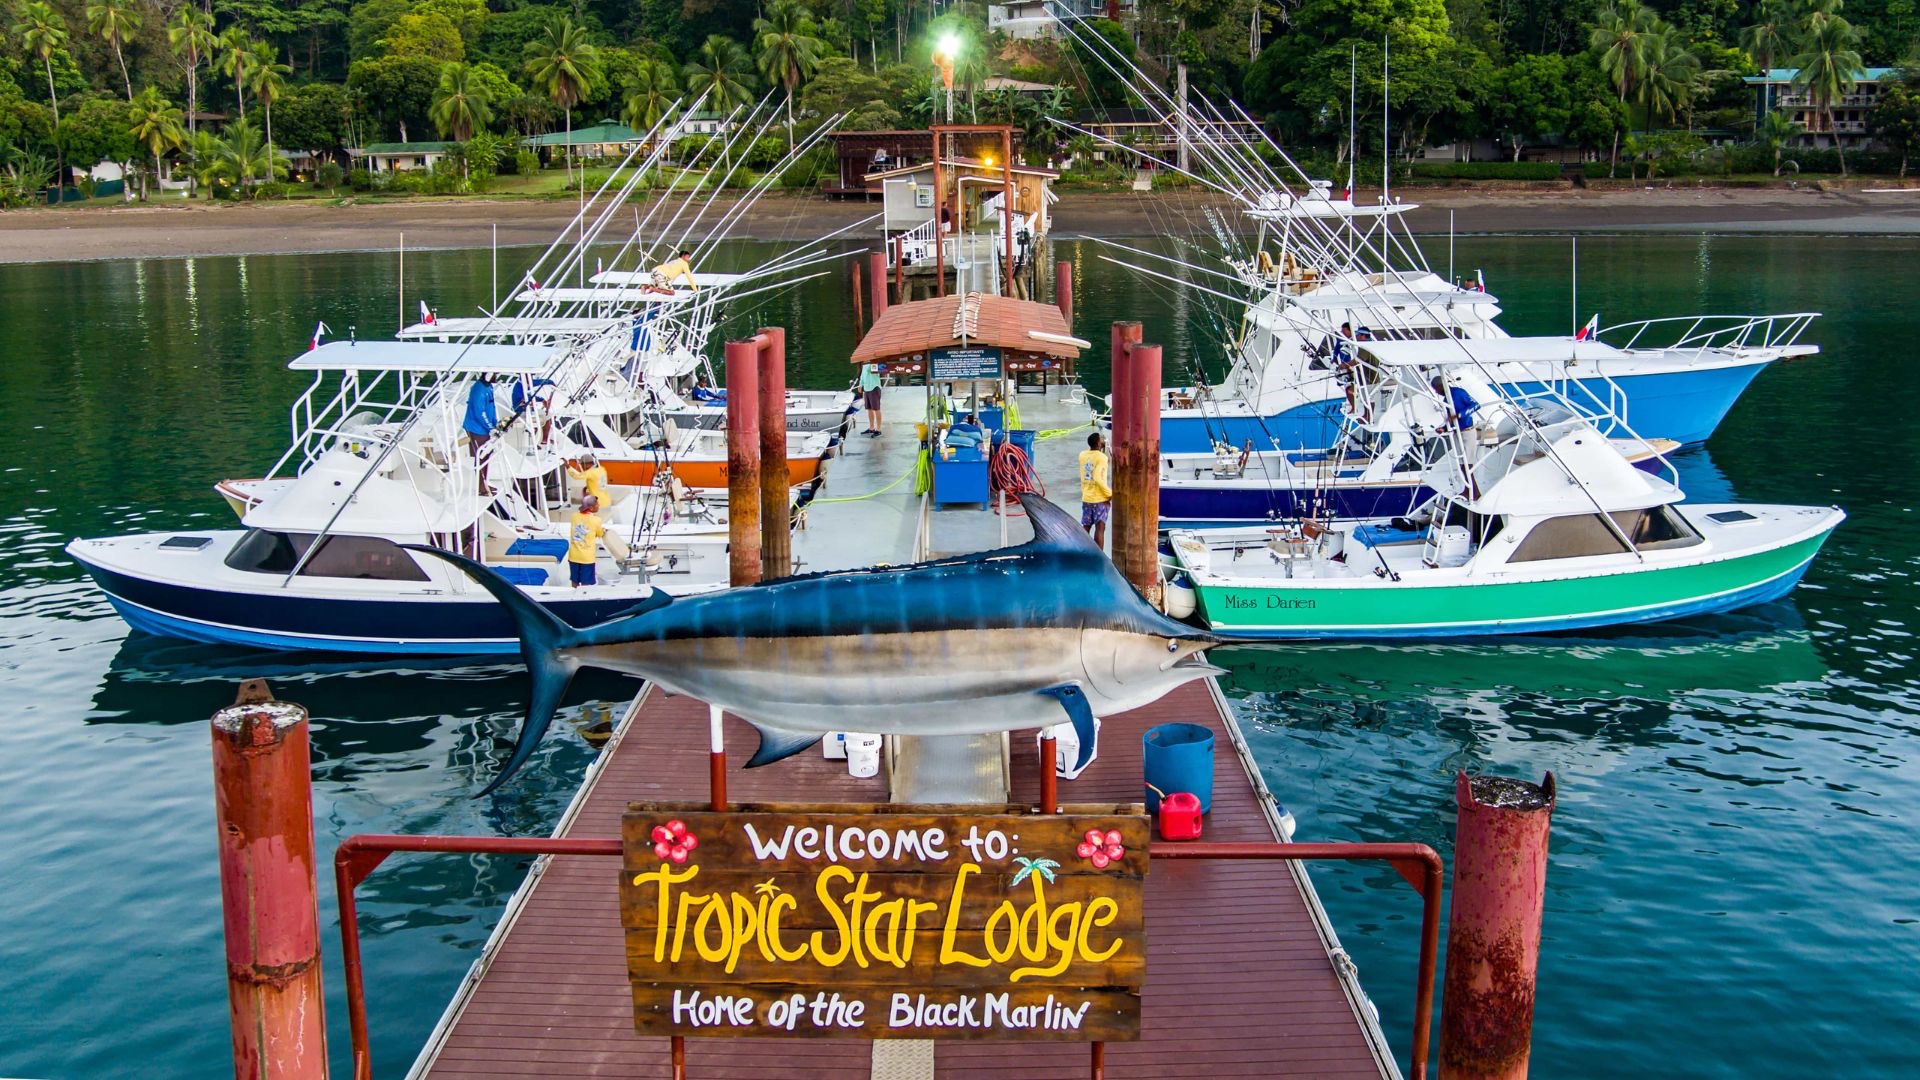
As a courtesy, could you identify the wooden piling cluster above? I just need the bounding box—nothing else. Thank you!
[1108,321,1163,610]
[723,327,794,587]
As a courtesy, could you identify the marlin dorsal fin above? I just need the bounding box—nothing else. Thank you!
[1016,494,1103,553]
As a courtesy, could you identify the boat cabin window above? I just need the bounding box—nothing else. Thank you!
[224,530,430,581]
[1610,506,1702,550]
[1509,514,1631,562]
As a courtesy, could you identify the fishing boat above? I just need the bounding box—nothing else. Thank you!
[553,411,836,490]
[1163,360,1843,639]
[68,433,731,654]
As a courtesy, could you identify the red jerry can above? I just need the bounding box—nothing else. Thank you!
[1157,791,1204,841]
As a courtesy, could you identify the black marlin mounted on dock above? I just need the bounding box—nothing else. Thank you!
[412,494,1221,794]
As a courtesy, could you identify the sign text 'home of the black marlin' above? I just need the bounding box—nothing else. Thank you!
[620,802,1148,1040]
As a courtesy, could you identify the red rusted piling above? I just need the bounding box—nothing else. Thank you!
[724,338,762,587]
[1056,260,1073,329]
[1114,341,1163,609]
[212,680,327,1080]
[757,327,790,580]
[1440,770,1557,1080]
[868,249,889,321]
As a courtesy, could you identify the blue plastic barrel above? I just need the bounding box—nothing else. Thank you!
[978,406,1004,432]
[1008,429,1036,456]
[1143,722,1215,814]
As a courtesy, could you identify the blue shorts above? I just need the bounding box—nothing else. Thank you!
[569,560,596,586]
[1081,502,1110,527]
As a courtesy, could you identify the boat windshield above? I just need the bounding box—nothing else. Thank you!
[224,529,430,582]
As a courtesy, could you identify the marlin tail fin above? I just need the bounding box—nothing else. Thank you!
[404,545,584,796]
[744,725,823,768]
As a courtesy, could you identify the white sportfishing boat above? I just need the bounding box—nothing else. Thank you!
[1163,356,1843,638]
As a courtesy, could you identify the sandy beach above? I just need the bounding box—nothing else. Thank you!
[1,186,1916,264]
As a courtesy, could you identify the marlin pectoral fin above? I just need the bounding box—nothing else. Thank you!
[745,725,823,768]
[1038,683,1098,773]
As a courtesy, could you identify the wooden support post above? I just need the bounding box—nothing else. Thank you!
[868,248,889,322]
[893,236,905,304]
[932,139,945,298]
[1040,736,1059,814]
[212,681,327,1080]
[1107,321,1142,564]
[725,338,762,587]
[1091,1040,1106,1079]
[1002,127,1015,292]
[851,258,865,333]
[758,328,790,580]
[1441,771,1557,1080]
[708,704,728,813]
[1056,260,1073,329]
[1116,342,1164,609]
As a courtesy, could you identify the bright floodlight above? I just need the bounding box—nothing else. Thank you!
[936,33,962,60]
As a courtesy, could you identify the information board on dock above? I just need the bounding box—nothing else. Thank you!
[929,345,1003,380]
[620,802,1148,1041]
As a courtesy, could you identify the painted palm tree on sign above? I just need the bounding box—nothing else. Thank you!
[524,16,599,184]
[1589,0,1656,176]
[431,63,495,150]
[127,87,184,200]
[248,43,290,167]
[85,0,142,102]
[684,35,756,113]
[168,7,217,145]
[1791,15,1863,175]
[753,1,825,147]
[14,2,69,126]
[622,59,678,134]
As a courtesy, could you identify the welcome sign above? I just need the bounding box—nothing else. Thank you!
[620,802,1148,1040]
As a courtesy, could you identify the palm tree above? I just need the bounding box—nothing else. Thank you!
[523,16,599,184]
[212,119,283,190]
[1740,0,1794,73]
[622,59,678,134]
[127,86,185,199]
[14,2,69,126]
[168,7,217,144]
[186,129,222,194]
[1590,0,1656,175]
[1755,109,1802,175]
[248,42,290,166]
[86,0,142,101]
[218,28,256,180]
[752,1,825,146]
[683,35,756,113]
[1791,15,1863,175]
[431,62,495,146]
[1640,28,1700,128]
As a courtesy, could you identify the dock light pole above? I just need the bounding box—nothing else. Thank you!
[725,338,762,587]
[757,327,790,580]
[211,680,327,1080]
[1440,771,1557,1080]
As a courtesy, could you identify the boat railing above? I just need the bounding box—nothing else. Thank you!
[1597,312,1819,355]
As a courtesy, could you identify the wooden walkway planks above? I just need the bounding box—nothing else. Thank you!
[413,681,1391,1078]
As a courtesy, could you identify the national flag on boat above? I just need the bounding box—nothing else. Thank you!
[309,321,330,352]
[1574,314,1599,341]
[419,301,435,325]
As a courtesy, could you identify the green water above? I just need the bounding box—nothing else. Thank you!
[0,235,1915,1077]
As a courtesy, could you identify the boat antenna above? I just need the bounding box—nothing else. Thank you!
[1381,34,1390,212]
[1347,45,1357,204]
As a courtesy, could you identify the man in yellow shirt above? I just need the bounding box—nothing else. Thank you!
[568,495,610,587]
[568,453,610,506]
[1078,432,1113,547]
[649,249,696,292]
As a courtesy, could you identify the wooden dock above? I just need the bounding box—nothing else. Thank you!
[408,679,1399,1078]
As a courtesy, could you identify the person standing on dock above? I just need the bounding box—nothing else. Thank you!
[859,363,884,436]
[1079,432,1113,548]
[463,374,499,495]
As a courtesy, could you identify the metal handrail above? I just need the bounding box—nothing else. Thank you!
[1597,311,1819,353]
[334,833,1443,1080]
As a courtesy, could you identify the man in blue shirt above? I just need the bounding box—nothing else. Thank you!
[1430,375,1478,431]
[464,374,499,494]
